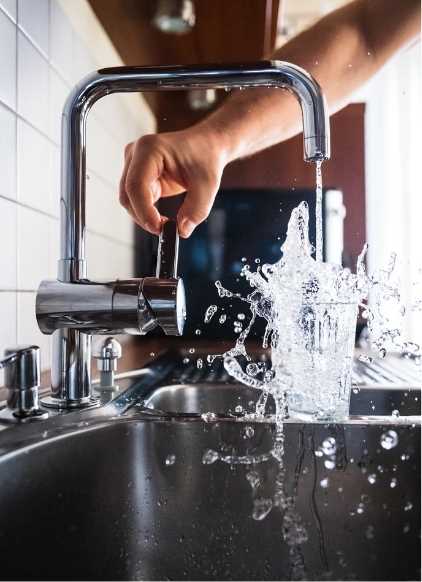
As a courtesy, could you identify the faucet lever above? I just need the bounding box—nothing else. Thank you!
[156,219,179,279]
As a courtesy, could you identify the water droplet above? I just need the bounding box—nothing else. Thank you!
[368,473,377,485]
[365,525,375,539]
[391,409,400,418]
[390,477,398,488]
[243,425,254,439]
[195,329,201,335]
[315,450,323,458]
[352,386,360,394]
[246,471,261,490]
[246,363,259,376]
[201,412,217,423]
[188,348,195,354]
[182,357,190,365]
[321,437,337,456]
[403,523,410,533]
[165,454,176,466]
[404,501,413,511]
[234,405,244,414]
[380,430,399,450]
[378,348,386,358]
[219,314,227,324]
[204,305,218,323]
[196,358,203,369]
[237,313,245,320]
[254,258,261,264]
[320,478,329,488]
[359,354,373,364]
[324,459,335,470]
[202,449,219,465]
[149,352,155,357]
[252,498,273,521]
[356,503,365,514]
[241,257,247,262]
[401,453,410,461]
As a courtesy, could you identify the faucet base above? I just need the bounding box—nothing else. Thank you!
[40,395,100,410]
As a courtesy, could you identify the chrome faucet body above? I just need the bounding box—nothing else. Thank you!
[36,61,330,409]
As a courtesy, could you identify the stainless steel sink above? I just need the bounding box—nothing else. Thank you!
[0,354,420,581]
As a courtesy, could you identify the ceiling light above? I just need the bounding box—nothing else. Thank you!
[153,0,196,35]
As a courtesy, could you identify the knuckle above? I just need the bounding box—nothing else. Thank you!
[124,142,133,156]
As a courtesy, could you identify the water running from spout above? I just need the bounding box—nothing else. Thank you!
[315,160,323,263]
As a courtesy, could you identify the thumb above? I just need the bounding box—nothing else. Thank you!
[177,172,221,238]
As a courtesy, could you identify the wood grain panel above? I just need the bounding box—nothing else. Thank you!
[88,0,279,129]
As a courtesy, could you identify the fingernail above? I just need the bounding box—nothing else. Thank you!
[178,218,196,238]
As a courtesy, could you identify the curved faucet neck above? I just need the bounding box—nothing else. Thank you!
[59,61,330,282]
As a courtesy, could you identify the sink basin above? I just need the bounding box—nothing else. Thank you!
[0,374,420,581]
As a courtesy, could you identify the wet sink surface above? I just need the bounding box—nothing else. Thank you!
[0,411,420,580]
[0,354,420,581]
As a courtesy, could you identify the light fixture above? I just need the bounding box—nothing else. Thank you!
[152,0,196,35]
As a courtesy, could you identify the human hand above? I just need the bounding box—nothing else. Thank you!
[119,127,229,238]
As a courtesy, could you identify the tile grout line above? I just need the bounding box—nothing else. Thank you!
[14,0,19,344]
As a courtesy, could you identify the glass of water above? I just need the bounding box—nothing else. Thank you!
[271,301,358,421]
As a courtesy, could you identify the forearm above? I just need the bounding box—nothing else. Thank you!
[198,0,420,162]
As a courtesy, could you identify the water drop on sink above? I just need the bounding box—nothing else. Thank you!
[321,437,336,456]
[391,409,400,418]
[390,477,398,488]
[320,478,329,488]
[202,449,219,464]
[324,459,335,470]
[246,471,261,490]
[404,501,413,511]
[368,473,377,484]
[165,454,176,466]
[243,425,254,439]
[252,498,273,521]
[380,430,398,450]
[201,412,217,423]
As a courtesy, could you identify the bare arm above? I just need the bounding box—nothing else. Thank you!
[120,0,420,237]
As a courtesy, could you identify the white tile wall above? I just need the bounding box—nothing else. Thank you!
[0,8,17,108]
[0,103,16,199]
[0,0,155,378]
[18,0,49,57]
[0,0,17,21]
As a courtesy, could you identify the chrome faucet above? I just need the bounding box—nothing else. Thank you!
[35,61,330,409]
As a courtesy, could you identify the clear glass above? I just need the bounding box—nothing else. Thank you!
[271,301,358,421]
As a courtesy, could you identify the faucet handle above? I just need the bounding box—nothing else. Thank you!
[142,219,186,336]
[156,219,179,278]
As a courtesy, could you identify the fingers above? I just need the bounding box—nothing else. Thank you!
[121,137,163,235]
[177,171,221,238]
